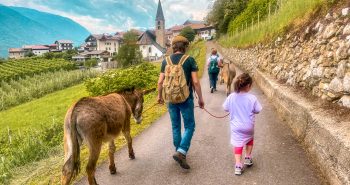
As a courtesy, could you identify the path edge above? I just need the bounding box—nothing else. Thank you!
[254,69,349,185]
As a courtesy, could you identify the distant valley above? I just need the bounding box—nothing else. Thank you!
[0,5,90,58]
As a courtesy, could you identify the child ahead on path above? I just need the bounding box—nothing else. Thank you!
[222,73,262,175]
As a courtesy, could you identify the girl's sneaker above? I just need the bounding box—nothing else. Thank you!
[235,165,243,175]
[244,157,253,166]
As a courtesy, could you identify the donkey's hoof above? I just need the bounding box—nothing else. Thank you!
[109,165,117,175]
[129,153,135,160]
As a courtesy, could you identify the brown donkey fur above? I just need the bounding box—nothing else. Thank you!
[220,59,236,96]
[61,90,145,185]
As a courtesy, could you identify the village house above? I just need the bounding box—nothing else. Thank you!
[137,0,167,61]
[55,40,74,51]
[184,20,216,40]
[84,34,122,56]
[72,50,111,62]
[23,45,50,56]
[167,20,216,42]
[8,48,26,59]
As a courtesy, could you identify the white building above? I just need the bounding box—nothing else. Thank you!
[84,34,122,56]
[55,40,74,51]
[23,45,50,56]
[138,30,166,61]
[8,48,26,59]
[72,50,111,62]
[137,0,166,60]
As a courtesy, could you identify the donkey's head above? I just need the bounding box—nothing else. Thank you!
[122,88,155,124]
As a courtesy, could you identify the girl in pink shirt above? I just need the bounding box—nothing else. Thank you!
[223,73,262,175]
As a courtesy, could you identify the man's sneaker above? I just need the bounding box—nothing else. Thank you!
[173,152,190,169]
[235,165,243,175]
[210,87,214,93]
[244,157,253,166]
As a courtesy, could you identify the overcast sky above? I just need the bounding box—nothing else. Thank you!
[0,0,212,33]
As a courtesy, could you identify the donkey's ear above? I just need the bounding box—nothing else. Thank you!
[143,88,156,95]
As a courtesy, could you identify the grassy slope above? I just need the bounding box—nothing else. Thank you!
[8,41,206,185]
[219,0,325,48]
[0,84,87,131]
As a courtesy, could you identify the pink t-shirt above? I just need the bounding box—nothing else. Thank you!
[223,92,262,124]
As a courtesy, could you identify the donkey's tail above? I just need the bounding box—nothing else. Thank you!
[62,103,81,185]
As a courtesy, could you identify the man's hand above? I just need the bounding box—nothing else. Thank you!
[158,96,165,105]
[198,98,204,109]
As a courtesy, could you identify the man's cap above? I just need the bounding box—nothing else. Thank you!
[172,35,189,45]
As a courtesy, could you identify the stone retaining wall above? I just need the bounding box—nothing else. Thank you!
[220,7,350,108]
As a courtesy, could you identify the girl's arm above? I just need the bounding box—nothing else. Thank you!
[223,96,230,112]
[253,99,262,114]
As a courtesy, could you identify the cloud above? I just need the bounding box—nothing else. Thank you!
[0,0,210,33]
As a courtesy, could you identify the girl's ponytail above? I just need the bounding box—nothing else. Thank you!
[234,73,253,93]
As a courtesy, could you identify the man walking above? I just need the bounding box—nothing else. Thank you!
[157,35,204,169]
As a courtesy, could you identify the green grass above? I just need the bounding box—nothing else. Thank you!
[0,69,99,111]
[0,84,88,131]
[219,0,324,48]
[188,40,206,78]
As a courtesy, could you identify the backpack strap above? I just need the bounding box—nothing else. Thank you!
[178,54,190,66]
[166,56,173,66]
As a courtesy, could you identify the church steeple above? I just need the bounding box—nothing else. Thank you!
[156,0,165,21]
[155,0,166,48]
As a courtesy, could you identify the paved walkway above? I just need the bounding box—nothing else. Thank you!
[76,43,322,185]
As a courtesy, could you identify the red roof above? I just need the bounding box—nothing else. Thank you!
[171,25,185,31]
[23,45,49,50]
[9,48,24,52]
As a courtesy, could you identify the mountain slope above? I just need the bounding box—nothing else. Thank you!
[0,5,90,58]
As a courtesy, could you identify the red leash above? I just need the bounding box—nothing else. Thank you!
[195,106,230,119]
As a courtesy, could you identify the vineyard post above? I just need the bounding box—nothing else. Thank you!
[7,126,12,144]
[258,11,260,28]
[269,2,271,24]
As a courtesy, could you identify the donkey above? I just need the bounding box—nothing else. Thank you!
[220,59,236,96]
[61,89,147,185]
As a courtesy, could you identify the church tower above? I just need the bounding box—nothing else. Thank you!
[155,0,166,48]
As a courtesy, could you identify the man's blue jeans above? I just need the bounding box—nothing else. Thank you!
[167,97,195,155]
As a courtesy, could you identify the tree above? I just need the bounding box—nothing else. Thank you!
[84,59,98,69]
[43,52,55,59]
[63,49,78,61]
[114,31,142,68]
[206,0,248,36]
[25,51,35,57]
[180,26,196,42]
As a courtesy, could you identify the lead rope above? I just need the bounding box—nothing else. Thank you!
[194,106,230,119]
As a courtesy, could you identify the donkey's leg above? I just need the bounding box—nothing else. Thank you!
[228,82,232,96]
[123,130,135,159]
[226,84,230,96]
[86,141,102,185]
[108,140,117,174]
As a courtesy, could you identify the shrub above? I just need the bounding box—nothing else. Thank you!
[180,26,196,42]
[84,59,98,69]
[85,62,158,96]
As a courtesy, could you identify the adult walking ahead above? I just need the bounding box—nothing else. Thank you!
[157,35,205,169]
[207,49,222,93]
